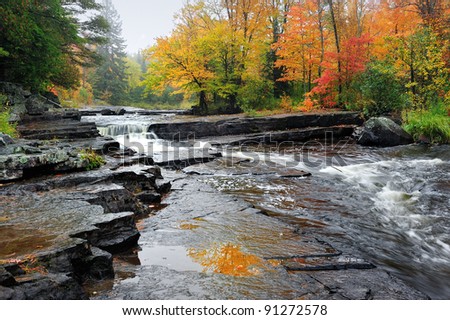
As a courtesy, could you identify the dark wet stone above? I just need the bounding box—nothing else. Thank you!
[148,112,363,140]
[25,94,49,115]
[0,267,17,287]
[280,255,376,271]
[136,192,162,203]
[142,166,163,179]
[100,108,126,116]
[71,212,140,253]
[2,263,25,276]
[10,273,87,300]
[358,117,414,147]
[83,247,114,280]
[155,180,172,194]
[154,148,220,169]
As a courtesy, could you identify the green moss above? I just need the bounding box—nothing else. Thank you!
[79,149,106,171]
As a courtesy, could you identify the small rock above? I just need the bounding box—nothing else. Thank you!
[280,170,312,178]
[156,180,172,194]
[142,166,163,179]
[0,134,15,147]
[136,192,162,203]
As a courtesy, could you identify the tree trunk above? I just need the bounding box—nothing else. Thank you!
[199,90,208,115]
[327,0,342,104]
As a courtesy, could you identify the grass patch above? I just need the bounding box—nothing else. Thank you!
[79,149,106,170]
[403,104,450,144]
[1,93,18,137]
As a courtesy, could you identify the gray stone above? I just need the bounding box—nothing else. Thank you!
[0,286,14,299]
[0,134,15,147]
[25,94,49,115]
[358,117,414,147]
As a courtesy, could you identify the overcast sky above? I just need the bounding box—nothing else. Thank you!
[110,0,186,54]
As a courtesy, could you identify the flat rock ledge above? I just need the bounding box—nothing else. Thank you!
[148,112,363,140]
[97,174,428,300]
[0,136,120,181]
[0,163,172,299]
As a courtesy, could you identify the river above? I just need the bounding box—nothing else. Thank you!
[84,112,450,299]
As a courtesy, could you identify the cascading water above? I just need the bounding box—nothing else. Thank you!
[98,124,150,137]
[204,144,450,298]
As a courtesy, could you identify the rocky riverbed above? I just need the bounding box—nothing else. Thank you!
[0,91,434,299]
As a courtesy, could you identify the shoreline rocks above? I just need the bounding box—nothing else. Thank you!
[358,117,414,147]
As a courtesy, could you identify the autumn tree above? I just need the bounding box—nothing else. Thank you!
[144,2,214,114]
[274,1,329,95]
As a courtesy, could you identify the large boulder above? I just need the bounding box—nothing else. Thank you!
[358,117,414,147]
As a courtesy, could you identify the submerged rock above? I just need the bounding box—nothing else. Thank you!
[358,117,414,147]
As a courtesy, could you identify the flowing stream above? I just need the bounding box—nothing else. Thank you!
[84,113,450,299]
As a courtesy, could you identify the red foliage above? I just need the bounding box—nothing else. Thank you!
[309,34,373,107]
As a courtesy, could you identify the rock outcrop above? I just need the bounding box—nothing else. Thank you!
[0,164,172,299]
[358,117,414,147]
[148,112,363,140]
[0,136,119,181]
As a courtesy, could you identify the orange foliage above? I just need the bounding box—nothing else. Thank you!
[188,243,267,277]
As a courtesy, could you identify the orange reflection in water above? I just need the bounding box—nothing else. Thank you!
[188,243,267,277]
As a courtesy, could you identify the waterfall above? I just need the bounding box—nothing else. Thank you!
[98,124,150,137]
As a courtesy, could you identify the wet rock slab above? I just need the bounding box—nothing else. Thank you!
[0,136,120,181]
[92,174,427,300]
[148,112,363,140]
[0,163,171,299]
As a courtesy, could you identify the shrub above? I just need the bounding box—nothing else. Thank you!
[79,149,106,170]
[402,103,450,144]
[0,94,18,138]
[349,61,408,117]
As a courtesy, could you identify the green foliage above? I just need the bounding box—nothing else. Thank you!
[0,0,107,92]
[0,94,18,137]
[403,103,450,144]
[0,47,9,57]
[92,0,128,106]
[79,149,106,171]
[237,78,276,112]
[349,61,408,117]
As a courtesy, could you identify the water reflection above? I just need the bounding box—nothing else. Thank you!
[188,243,269,277]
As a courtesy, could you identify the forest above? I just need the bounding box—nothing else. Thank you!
[1,0,449,142]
